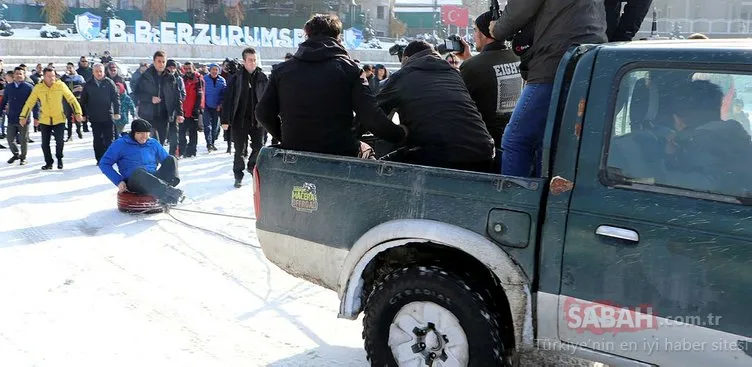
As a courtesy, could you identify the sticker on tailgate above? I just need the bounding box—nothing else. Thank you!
[291,183,318,213]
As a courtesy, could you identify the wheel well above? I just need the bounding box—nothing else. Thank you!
[361,242,516,351]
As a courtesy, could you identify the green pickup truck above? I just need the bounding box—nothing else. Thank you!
[253,40,752,367]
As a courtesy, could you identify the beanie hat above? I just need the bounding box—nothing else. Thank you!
[131,118,152,133]
[208,63,219,70]
[166,59,178,68]
[475,11,495,40]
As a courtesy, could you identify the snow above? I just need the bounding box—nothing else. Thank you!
[0,130,368,366]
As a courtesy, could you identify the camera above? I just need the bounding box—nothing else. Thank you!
[389,43,407,62]
[436,34,465,55]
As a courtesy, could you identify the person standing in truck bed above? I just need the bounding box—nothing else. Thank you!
[255,14,407,159]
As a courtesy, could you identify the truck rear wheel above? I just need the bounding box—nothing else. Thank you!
[363,266,506,366]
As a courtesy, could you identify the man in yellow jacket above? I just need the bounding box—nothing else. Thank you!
[20,67,83,170]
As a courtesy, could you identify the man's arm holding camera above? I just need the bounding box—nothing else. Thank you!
[490,0,545,41]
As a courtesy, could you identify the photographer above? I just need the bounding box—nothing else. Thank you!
[454,10,523,149]
[376,40,495,172]
[490,0,606,177]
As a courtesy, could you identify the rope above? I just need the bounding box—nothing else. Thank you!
[169,207,257,221]
[166,209,262,249]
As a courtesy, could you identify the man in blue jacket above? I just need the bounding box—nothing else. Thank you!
[203,63,226,152]
[99,119,184,206]
[1,67,38,165]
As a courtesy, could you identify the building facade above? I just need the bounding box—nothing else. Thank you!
[393,0,463,35]
[640,0,752,37]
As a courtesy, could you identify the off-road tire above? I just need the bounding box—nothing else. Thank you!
[362,265,506,366]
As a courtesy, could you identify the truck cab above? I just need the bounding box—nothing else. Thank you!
[253,40,752,366]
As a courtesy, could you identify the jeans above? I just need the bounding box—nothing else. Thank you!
[203,107,220,146]
[6,123,28,159]
[501,83,554,177]
[126,155,180,201]
[0,113,5,135]
[178,117,198,157]
[91,120,114,163]
[40,123,66,165]
[232,123,264,180]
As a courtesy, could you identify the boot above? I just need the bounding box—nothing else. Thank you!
[226,144,231,154]
[66,136,73,142]
[0,143,7,149]
[7,154,19,164]
[77,130,83,139]
[41,163,53,170]
[161,186,185,206]
[19,159,27,165]
[57,159,63,170]
[234,178,242,188]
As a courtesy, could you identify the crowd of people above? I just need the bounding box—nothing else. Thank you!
[8,0,722,208]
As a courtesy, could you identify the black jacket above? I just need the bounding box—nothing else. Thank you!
[80,77,120,122]
[77,66,93,82]
[377,49,494,164]
[256,36,405,157]
[133,66,183,120]
[605,0,652,42]
[460,41,523,148]
[221,67,267,129]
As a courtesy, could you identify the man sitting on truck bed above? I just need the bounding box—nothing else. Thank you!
[375,40,496,173]
[255,14,408,159]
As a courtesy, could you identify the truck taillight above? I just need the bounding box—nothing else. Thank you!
[253,165,261,219]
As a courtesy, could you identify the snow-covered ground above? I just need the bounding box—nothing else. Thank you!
[0,130,370,366]
[0,129,600,366]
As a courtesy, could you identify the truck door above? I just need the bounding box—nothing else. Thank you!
[558,55,752,366]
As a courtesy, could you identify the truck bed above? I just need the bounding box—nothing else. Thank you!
[254,147,546,292]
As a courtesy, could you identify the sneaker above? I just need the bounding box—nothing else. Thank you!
[19,159,27,165]
[41,164,53,170]
[234,178,242,188]
[57,159,63,169]
[7,155,19,164]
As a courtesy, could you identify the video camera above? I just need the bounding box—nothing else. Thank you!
[389,43,407,62]
[436,34,466,55]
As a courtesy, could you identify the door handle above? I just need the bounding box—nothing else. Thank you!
[596,225,639,243]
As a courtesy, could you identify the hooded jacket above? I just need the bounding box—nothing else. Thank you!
[255,36,406,157]
[0,81,39,125]
[99,133,169,186]
[377,49,495,164]
[132,65,183,120]
[20,80,82,125]
[492,0,607,84]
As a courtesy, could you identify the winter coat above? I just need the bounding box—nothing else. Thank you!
[130,68,144,93]
[77,66,93,82]
[176,72,186,101]
[133,66,183,121]
[459,41,523,148]
[20,80,82,125]
[115,93,136,127]
[222,68,267,128]
[255,36,406,157]
[666,120,752,196]
[80,77,121,122]
[0,81,39,125]
[492,0,607,84]
[203,74,226,108]
[377,48,495,164]
[182,72,205,118]
[605,0,652,41]
[99,134,169,186]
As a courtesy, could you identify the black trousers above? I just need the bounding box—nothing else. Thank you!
[232,123,264,180]
[178,117,198,157]
[126,156,180,200]
[150,116,179,155]
[91,119,114,163]
[39,123,66,165]
[66,116,81,138]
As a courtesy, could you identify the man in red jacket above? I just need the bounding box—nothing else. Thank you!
[179,62,204,158]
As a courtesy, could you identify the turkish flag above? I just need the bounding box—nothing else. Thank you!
[441,5,469,28]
